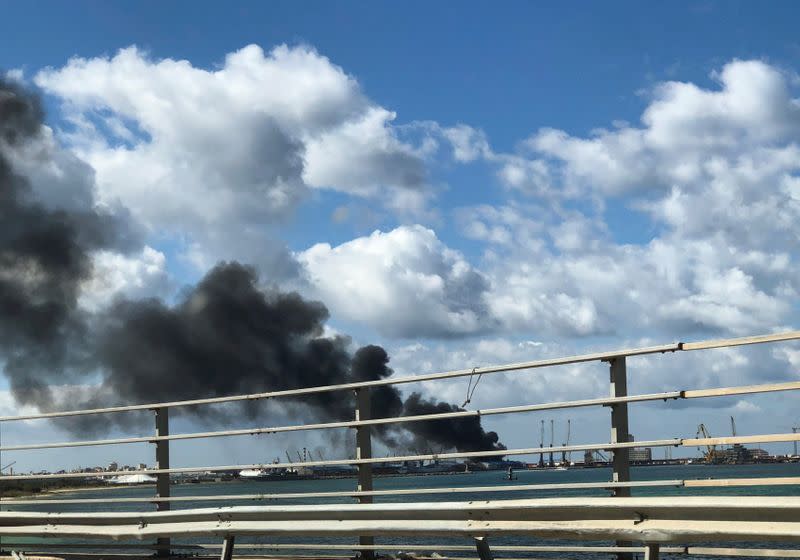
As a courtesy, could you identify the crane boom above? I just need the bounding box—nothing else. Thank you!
[560,419,571,464]
[696,423,718,463]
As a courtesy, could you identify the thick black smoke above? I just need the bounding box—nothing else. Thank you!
[0,78,136,409]
[402,393,505,452]
[86,263,504,452]
[0,79,505,454]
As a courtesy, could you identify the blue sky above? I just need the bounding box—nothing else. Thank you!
[2,1,800,471]
[5,0,799,256]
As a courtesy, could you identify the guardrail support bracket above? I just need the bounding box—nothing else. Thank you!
[644,544,660,560]
[474,536,494,560]
[220,535,235,560]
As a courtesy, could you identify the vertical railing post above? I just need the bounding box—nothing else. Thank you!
[355,388,375,560]
[644,544,660,560]
[154,407,170,557]
[609,357,631,494]
[608,357,632,560]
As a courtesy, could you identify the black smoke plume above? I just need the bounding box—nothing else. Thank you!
[0,79,505,454]
[0,78,136,409]
[86,262,505,452]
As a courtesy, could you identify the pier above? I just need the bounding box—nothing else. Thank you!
[2,330,800,560]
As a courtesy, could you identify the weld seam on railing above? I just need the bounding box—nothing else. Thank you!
[8,432,800,481]
[3,329,798,423]
[6,379,800,452]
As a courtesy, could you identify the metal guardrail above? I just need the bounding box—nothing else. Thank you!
[0,330,799,560]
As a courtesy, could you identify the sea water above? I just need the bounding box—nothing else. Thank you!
[3,463,799,558]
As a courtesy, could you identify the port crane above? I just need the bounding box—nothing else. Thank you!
[561,419,571,464]
[538,419,545,467]
[730,416,737,437]
[0,461,16,473]
[548,419,555,467]
[696,423,718,463]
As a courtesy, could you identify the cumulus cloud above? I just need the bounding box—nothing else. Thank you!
[29,50,800,350]
[292,60,800,340]
[440,60,800,338]
[298,225,493,338]
[442,124,492,163]
[34,44,433,270]
[79,246,169,311]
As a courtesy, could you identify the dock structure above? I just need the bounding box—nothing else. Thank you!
[1,330,800,560]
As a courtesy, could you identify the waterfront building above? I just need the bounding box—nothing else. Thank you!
[629,447,652,463]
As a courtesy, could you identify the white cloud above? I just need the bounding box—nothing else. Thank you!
[79,246,170,311]
[304,106,428,204]
[442,124,491,163]
[5,68,25,82]
[440,60,800,339]
[298,66,800,341]
[298,225,492,338]
[35,44,433,269]
[29,49,800,351]
[525,60,800,199]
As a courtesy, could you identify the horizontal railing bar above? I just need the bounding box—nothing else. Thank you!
[0,543,172,550]
[172,544,799,557]
[0,331,800,422]
[687,547,800,558]
[683,380,800,399]
[3,329,797,423]
[5,431,800,481]
[687,433,800,447]
[684,477,800,488]
[7,496,800,524]
[0,542,686,553]
[7,542,799,558]
[0,341,681,422]
[0,555,349,560]
[3,518,800,541]
[0,552,684,560]
[0,439,682,481]
[0,480,685,505]
[0,544,682,554]
[680,331,800,351]
[8,377,800,452]
[5,476,800,506]
[0,391,683,452]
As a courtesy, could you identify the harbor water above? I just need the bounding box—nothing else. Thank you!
[3,463,799,558]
